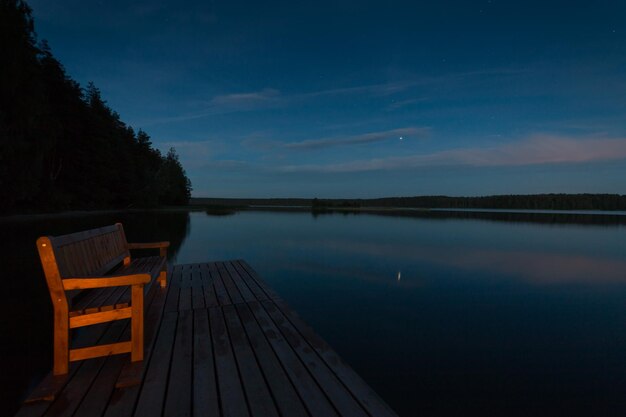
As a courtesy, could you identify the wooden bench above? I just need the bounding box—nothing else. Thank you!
[36,223,169,375]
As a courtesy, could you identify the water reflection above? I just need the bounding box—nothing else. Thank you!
[173,210,626,416]
[298,239,626,285]
[307,207,626,226]
[4,209,626,417]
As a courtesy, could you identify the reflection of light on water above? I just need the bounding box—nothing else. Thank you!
[397,271,401,281]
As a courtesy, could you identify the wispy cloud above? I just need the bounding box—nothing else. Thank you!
[139,89,283,126]
[209,88,281,108]
[280,135,626,173]
[140,68,524,126]
[386,97,429,111]
[284,127,430,150]
[299,80,416,98]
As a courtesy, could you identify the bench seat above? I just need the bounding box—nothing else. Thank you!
[37,223,169,375]
[70,256,166,317]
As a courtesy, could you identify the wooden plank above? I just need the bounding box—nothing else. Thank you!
[131,284,144,362]
[246,300,339,417]
[76,240,93,274]
[209,263,231,306]
[200,263,219,308]
[232,260,270,302]
[72,286,119,315]
[178,265,192,311]
[89,235,104,271]
[20,280,128,406]
[70,317,139,417]
[224,261,256,303]
[101,286,130,310]
[73,282,127,318]
[261,300,368,417]
[19,366,78,408]
[238,260,282,300]
[72,276,166,417]
[218,262,245,305]
[261,300,367,417]
[209,306,250,417]
[104,270,172,417]
[69,341,131,361]
[57,246,75,277]
[33,320,128,417]
[49,242,71,278]
[52,225,119,246]
[69,307,132,328]
[273,298,398,417]
[223,304,279,417]
[164,265,182,313]
[77,238,95,275]
[22,261,398,417]
[62,274,150,290]
[65,241,86,276]
[192,309,220,417]
[115,269,170,388]
[72,353,127,417]
[133,312,178,417]
[63,242,79,276]
[191,265,205,310]
[163,309,193,417]
[84,238,99,273]
[235,303,309,417]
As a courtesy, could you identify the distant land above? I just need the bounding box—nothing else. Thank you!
[191,194,626,211]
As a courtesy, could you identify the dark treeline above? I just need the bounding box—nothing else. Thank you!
[312,209,626,226]
[192,193,626,211]
[367,194,626,211]
[0,0,191,214]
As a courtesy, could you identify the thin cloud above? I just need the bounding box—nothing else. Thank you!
[210,88,281,108]
[386,97,429,111]
[139,89,283,126]
[284,127,430,150]
[140,68,524,126]
[299,80,416,98]
[280,135,626,173]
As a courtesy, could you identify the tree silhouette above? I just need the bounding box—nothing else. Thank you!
[0,0,192,213]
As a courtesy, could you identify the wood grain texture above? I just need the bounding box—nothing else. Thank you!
[36,224,169,375]
[69,307,132,328]
[19,261,399,417]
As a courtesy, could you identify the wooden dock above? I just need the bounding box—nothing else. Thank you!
[16,260,398,417]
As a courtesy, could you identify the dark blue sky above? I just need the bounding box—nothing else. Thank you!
[29,0,626,197]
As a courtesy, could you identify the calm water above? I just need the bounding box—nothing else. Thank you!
[2,209,626,416]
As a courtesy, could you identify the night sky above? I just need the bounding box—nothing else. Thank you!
[28,0,626,197]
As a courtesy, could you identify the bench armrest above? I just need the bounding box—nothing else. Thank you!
[62,274,151,290]
[127,241,169,258]
[127,242,170,249]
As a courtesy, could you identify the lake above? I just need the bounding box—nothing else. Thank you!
[2,209,626,416]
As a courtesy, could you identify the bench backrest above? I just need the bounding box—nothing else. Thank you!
[37,223,131,306]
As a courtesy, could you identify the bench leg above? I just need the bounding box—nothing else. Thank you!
[131,285,144,362]
[53,311,69,375]
[158,270,167,288]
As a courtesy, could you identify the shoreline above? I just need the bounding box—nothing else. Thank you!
[4,205,626,222]
[0,206,205,222]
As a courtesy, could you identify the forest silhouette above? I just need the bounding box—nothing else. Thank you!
[0,0,192,213]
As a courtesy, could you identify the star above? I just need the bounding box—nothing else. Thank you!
[399,136,403,141]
